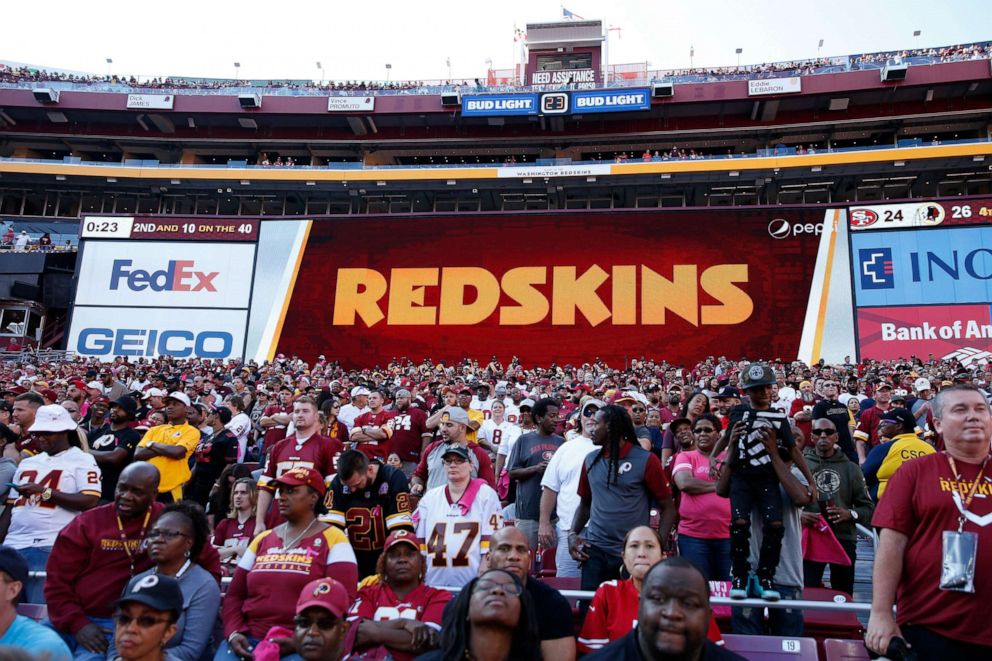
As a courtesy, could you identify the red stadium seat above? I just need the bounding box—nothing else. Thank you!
[823,639,871,661]
[802,587,864,650]
[721,634,819,660]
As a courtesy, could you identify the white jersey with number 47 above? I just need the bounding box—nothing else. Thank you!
[414,480,503,588]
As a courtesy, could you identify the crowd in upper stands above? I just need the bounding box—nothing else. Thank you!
[2,41,988,95]
[0,350,990,658]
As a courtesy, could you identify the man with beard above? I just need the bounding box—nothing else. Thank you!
[788,380,819,445]
[88,396,142,502]
[386,389,432,479]
[854,383,896,464]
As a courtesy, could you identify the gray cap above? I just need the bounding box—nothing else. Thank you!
[441,407,470,425]
[519,398,536,408]
[394,388,411,399]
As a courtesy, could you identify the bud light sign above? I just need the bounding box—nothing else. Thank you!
[75,241,255,307]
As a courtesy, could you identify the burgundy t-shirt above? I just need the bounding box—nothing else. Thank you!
[872,452,992,646]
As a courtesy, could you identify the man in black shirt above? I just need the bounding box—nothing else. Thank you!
[88,396,142,502]
[185,407,239,506]
[811,379,858,462]
[586,558,745,660]
[327,449,412,578]
[473,526,576,661]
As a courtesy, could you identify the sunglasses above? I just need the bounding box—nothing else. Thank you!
[442,457,468,465]
[693,427,716,433]
[146,529,189,541]
[115,613,171,628]
[294,615,340,631]
[582,406,599,417]
[810,429,837,437]
[631,407,646,413]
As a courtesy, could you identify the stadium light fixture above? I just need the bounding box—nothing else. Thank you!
[913,30,921,37]
[234,62,241,80]
[316,61,323,83]
[818,39,824,55]
[385,63,392,82]
[735,47,742,67]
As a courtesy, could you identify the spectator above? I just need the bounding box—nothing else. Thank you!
[716,418,813,636]
[802,417,874,596]
[11,391,42,452]
[221,467,358,659]
[416,570,541,661]
[789,380,819,444]
[259,386,295,452]
[87,395,142,502]
[584,557,745,660]
[338,387,370,432]
[867,384,992,657]
[854,383,896,463]
[484,526,576,660]
[0,404,102,603]
[812,379,858,462]
[349,390,395,460]
[410,408,495,495]
[327,449,412,578]
[346,530,448,660]
[293,578,354,661]
[569,405,676,604]
[223,394,252,462]
[99,369,129,402]
[672,413,731,581]
[507,398,564,549]
[206,463,254,529]
[320,398,350,447]
[713,364,815,602]
[494,398,534,481]
[212,477,256,573]
[13,232,28,251]
[45,462,221,659]
[134,392,200,503]
[386,388,432,478]
[107,502,220,661]
[184,406,238,506]
[255,396,342,533]
[478,400,520,461]
[414,445,502,587]
[862,407,936,501]
[539,396,601,577]
[112,573,184,661]
[0,545,71,660]
[661,392,710,466]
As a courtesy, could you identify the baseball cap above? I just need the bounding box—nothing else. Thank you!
[441,445,471,462]
[0,546,28,585]
[164,391,191,407]
[116,573,183,617]
[394,388,411,399]
[716,386,742,399]
[440,407,470,425]
[458,387,473,396]
[914,378,933,392]
[69,379,88,390]
[519,398,535,408]
[110,396,139,417]
[879,407,917,431]
[28,404,78,433]
[142,387,167,400]
[876,383,893,391]
[350,386,371,398]
[892,389,908,400]
[382,529,419,553]
[611,391,637,405]
[272,466,327,496]
[40,388,58,402]
[295,578,350,619]
[740,363,776,390]
[86,381,103,390]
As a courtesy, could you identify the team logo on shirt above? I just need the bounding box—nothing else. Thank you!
[92,434,116,449]
[619,462,633,475]
[814,469,841,496]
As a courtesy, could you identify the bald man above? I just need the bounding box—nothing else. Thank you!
[45,462,222,659]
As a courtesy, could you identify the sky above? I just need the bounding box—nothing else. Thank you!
[2,0,989,82]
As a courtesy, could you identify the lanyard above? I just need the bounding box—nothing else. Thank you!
[117,510,152,576]
[946,452,990,528]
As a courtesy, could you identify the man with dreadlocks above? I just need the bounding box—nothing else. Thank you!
[568,404,676,609]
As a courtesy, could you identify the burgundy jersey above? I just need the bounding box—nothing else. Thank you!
[351,409,396,460]
[348,581,451,661]
[259,433,343,527]
[387,407,430,463]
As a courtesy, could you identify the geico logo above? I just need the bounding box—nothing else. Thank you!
[909,248,992,282]
[110,259,219,292]
[332,265,753,328]
[768,219,824,239]
[77,328,233,358]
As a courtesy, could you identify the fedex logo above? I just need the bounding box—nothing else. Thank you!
[859,248,895,290]
[110,260,219,292]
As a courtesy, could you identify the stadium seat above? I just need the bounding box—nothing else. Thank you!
[16,603,48,621]
[721,634,819,660]
[823,639,870,661]
[802,587,864,645]
[531,545,556,577]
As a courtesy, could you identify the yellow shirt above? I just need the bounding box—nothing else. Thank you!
[466,408,484,443]
[137,423,201,494]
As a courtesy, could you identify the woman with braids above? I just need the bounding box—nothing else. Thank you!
[347,530,450,660]
[568,404,677,605]
[108,501,221,661]
[414,569,541,661]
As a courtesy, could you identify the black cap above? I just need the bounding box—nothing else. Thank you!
[716,386,741,399]
[879,407,917,432]
[109,396,139,418]
[0,545,28,585]
[116,573,183,617]
[740,363,777,390]
[441,445,471,462]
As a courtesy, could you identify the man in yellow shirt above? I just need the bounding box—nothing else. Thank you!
[862,407,935,501]
[456,387,484,444]
[134,391,200,502]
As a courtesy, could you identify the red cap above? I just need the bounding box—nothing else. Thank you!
[272,467,326,496]
[295,577,349,618]
[70,380,88,390]
[40,388,58,402]
[382,529,419,553]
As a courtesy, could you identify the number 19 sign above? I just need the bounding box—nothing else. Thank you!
[81,216,259,242]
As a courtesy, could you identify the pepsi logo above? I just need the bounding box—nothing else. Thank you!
[767,219,791,239]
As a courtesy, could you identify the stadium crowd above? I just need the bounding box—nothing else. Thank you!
[2,41,989,96]
[0,351,990,660]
